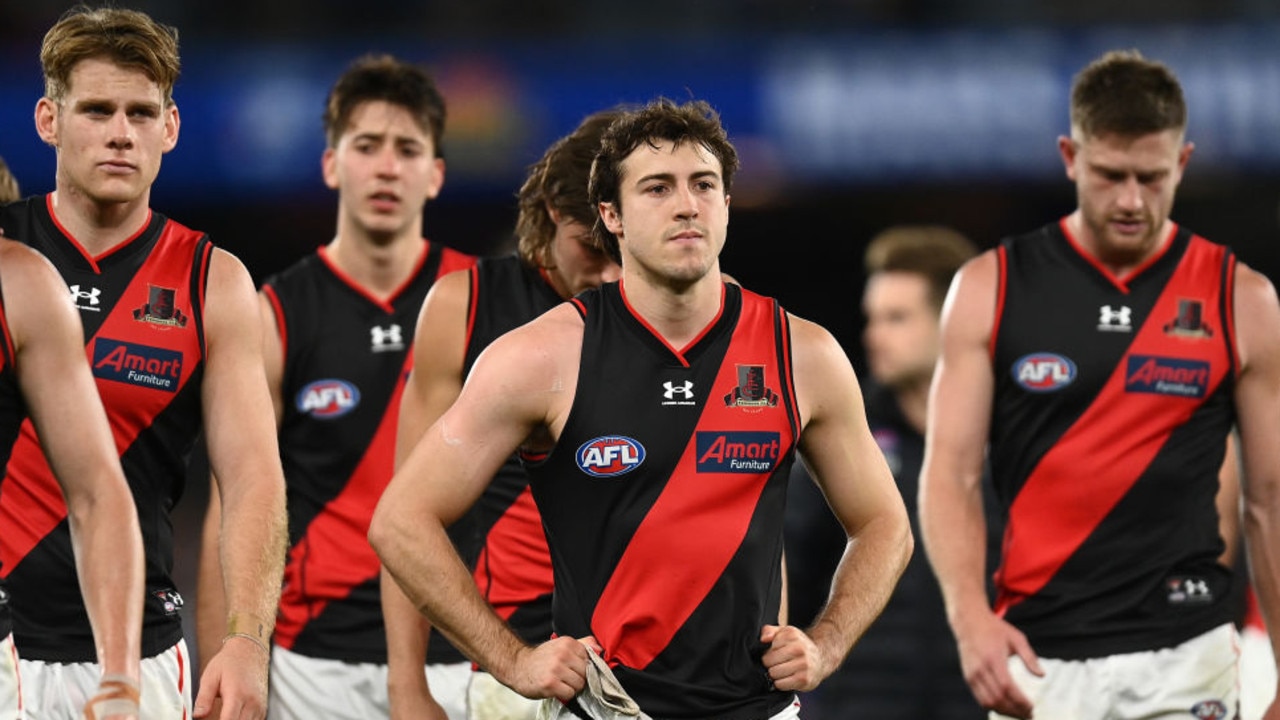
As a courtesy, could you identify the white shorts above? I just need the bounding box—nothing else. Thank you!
[19,639,190,720]
[0,634,21,720]
[1241,625,1276,720]
[267,645,469,720]
[467,670,539,720]
[995,623,1238,720]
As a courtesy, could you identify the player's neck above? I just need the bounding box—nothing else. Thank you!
[619,267,724,351]
[326,226,426,300]
[892,377,931,436]
[1066,212,1173,281]
[48,187,151,256]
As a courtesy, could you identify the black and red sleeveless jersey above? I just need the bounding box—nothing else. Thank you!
[990,219,1237,659]
[0,195,211,661]
[463,254,560,645]
[0,268,25,640]
[524,281,799,719]
[264,243,474,663]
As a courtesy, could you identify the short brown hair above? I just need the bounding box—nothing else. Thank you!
[0,157,20,204]
[588,98,739,264]
[516,109,625,268]
[41,5,181,106]
[323,54,446,154]
[1070,50,1186,139]
[864,225,977,312]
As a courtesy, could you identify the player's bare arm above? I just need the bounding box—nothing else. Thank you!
[1,239,145,712]
[762,315,911,692]
[919,250,1040,719]
[196,290,286,678]
[371,304,590,701]
[383,269,470,719]
[194,249,288,720]
[1230,263,1280,719]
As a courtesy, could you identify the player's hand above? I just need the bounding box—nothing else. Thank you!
[193,635,270,720]
[82,674,140,720]
[953,609,1042,719]
[388,682,449,720]
[502,635,597,701]
[760,624,827,692]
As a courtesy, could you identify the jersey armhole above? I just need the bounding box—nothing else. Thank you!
[191,236,215,358]
[989,244,1009,362]
[261,283,288,360]
[1220,250,1240,378]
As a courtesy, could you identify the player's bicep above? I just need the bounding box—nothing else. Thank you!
[396,270,469,467]
[391,320,566,525]
[791,318,902,537]
[257,290,285,426]
[926,253,997,476]
[2,243,118,494]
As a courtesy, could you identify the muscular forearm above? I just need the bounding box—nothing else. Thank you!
[808,513,912,671]
[218,473,287,646]
[373,515,525,682]
[1244,489,1280,672]
[68,485,144,679]
[921,471,992,627]
[382,565,434,692]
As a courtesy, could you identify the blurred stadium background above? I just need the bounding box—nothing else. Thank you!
[2,0,1278,670]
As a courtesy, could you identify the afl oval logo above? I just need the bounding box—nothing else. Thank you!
[1012,353,1076,392]
[297,379,361,419]
[577,436,646,478]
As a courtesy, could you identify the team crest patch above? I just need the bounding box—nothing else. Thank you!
[1163,299,1213,339]
[576,436,645,477]
[724,364,778,408]
[133,285,188,327]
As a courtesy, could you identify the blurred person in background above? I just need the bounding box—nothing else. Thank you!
[786,224,989,719]
[381,108,622,720]
[0,156,19,203]
[920,50,1280,719]
[0,6,287,719]
[197,53,476,720]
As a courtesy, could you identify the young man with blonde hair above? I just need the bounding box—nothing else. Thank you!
[0,7,287,718]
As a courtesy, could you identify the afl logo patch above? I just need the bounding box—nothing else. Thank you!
[1012,353,1076,392]
[577,436,645,477]
[297,379,361,419]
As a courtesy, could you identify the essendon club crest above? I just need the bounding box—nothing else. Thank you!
[1163,298,1212,339]
[724,364,778,408]
[134,285,188,327]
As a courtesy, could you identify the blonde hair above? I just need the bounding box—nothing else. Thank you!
[41,5,181,105]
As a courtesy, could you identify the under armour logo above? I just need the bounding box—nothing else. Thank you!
[1167,575,1213,604]
[69,284,102,312]
[370,324,404,352]
[663,380,694,400]
[1184,579,1209,596]
[1098,304,1132,332]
